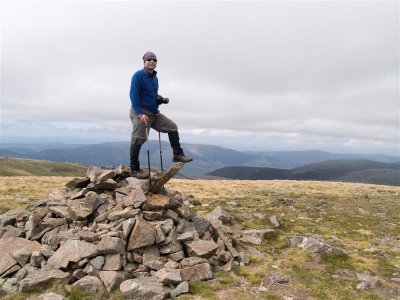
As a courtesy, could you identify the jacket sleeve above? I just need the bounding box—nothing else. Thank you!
[129,72,142,116]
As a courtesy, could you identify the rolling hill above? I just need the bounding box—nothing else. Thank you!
[0,157,87,176]
[206,159,400,186]
[0,142,399,176]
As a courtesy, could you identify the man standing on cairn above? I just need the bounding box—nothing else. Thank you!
[129,51,192,179]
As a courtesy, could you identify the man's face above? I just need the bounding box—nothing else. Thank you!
[144,58,157,71]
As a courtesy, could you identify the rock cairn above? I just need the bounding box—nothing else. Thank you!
[0,166,241,299]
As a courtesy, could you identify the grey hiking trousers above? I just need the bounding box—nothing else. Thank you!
[129,108,178,146]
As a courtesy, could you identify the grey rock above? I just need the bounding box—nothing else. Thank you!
[12,248,31,266]
[99,270,125,292]
[207,206,233,224]
[170,281,189,298]
[87,166,103,182]
[47,188,67,204]
[30,251,44,268]
[160,219,174,235]
[115,164,131,177]
[41,244,56,258]
[173,203,192,220]
[98,236,126,255]
[120,277,169,300]
[18,269,70,291]
[72,275,107,297]
[177,231,197,241]
[47,239,98,269]
[90,256,105,270]
[65,177,90,189]
[41,225,68,249]
[123,188,147,208]
[48,206,69,218]
[126,177,148,190]
[67,195,105,220]
[0,237,42,275]
[145,259,165,271]
[154,267,182,285]
[0,225,25,238]
[185,240,219,258]
[122,218,136,240]
[2,278,18,293]
[155,226,166,244]
[217,251,233,263]
[103,254,122,271]
[238,252,250,266]
[269,215,280,227]
[288,235,344,256]
[108,207,140,221]
[87,179,120,191]
[180,257,208,268]
[191,215,211,238]
[0,215,16,228]
[160,239,182,255]
[180,262,213,281]
[163,209,179,222]
[143,210,163,221]
[142,246,160,265]
[96,170,116,182]
[1,264,21,278]
[127,216,156,250]
[143,194,173,211]
[25,212,43,240]
[167,251,185,262]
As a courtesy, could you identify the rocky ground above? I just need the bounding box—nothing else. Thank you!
[0,166,250,300]
[0,171,399,299]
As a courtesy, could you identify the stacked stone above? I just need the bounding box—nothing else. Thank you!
[0,165,239,299]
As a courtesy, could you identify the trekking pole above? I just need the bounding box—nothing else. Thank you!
[146,126,151,189]
[158,131,164,173]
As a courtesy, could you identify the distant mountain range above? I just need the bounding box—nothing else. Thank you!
[206,160,400,186]
[0,142,399,178]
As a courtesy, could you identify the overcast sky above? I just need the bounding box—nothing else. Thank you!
[1,0,399,155]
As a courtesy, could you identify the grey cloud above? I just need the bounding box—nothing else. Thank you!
[1,1,398,155]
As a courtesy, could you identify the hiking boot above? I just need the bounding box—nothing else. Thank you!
[173,154,193,163]
[130,169,149,179]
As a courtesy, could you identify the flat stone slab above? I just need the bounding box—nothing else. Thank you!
[0,237,42,276]
[180,262,213,281]
[120,277,169,300]
[150,162,184,194]
[127,217,156,250]
[184,240,219,258]
[18,269,70,291]
[47,239,98,269]
[154,267,182,285]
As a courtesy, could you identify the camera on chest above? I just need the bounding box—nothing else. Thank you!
[156,95,169,105]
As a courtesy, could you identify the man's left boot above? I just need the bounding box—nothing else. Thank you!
[168,131,193,163]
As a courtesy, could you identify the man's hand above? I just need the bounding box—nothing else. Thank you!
[139,114,149,126]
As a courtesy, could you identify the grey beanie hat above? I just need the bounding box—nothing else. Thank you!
[143,51,157,62]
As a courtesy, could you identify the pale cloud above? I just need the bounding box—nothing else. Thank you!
[1,1,399,155]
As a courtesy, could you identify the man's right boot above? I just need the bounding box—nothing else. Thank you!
[130,144,149,179]
[168,131,193,163]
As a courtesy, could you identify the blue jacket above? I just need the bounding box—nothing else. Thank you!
[130,68,159,116]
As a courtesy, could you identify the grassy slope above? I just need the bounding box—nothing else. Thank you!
[0,157,87,176]
[0,177,399,299]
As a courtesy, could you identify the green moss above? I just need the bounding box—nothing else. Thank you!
[321,253,353,271]
[66,287,95,300]
[188,280,220,299]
